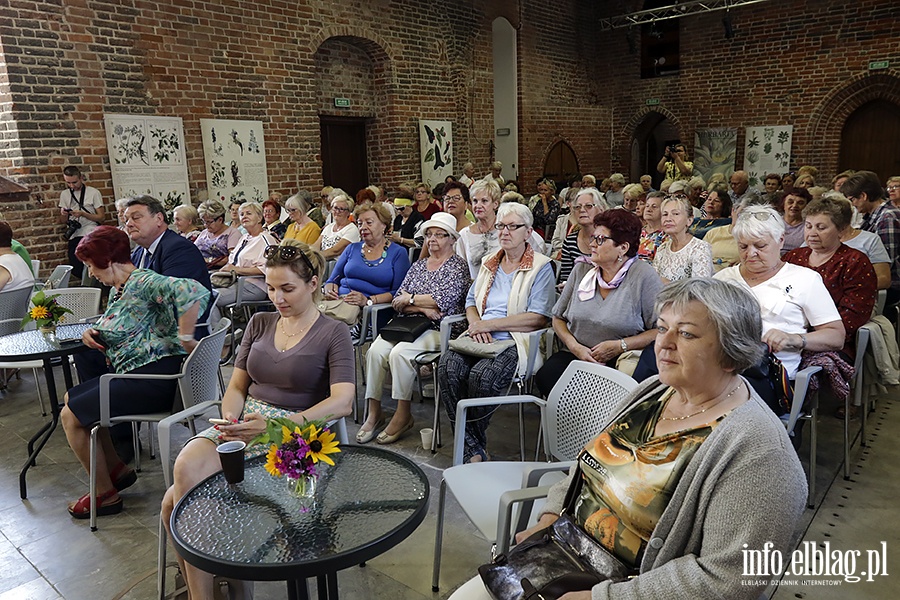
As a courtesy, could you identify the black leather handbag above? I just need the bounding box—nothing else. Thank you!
[379,314,433,343]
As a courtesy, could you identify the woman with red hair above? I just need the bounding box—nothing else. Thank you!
[60,226,209,519]
[261,198,286,239]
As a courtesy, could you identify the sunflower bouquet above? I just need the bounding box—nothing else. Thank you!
[254,417,340,500]
[21,290,73,330]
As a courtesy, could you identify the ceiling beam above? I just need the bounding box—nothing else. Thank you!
[599,0,772,30]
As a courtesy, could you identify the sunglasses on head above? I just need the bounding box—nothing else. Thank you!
[263,245,314,273]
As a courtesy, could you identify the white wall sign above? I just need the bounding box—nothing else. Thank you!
[743,126,793,190]
[419,120,453,190]
[200,119,268,206]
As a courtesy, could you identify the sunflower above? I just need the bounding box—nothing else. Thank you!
[29,306,51,320]
[304,423,340,465]
[280,424,301,445]
[264,444,283,477]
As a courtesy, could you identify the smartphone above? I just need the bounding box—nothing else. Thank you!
[208,418,231,425]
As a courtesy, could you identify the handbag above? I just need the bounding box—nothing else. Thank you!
[317,299,360,326]
[477,514,631,600]
[210,271,237,289]
[449,333,515,359]
[379,314,433,343]
[742,351,793,416]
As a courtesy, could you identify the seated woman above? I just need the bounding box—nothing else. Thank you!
[619,183,645,215]
[457,278,807,600]
[715,205,844,379]
[783,196,876,360]
[535,210,662,396]
[312,194,360,261]
[261,198,287,239]
[172,205,201,243]
[780,187,811,255]
[827,190,893,290]
[438,202,555,463]
[61,226,208,518]
[689,183,732,239]
[557,188,606,285]
[212,201,279,321]
[637,192,665,263]
[161,239,355,599]
[529,178,560,239]
[0,221,37,292]
[652,195,713,282]
[324,203,411,333]
[702,197,760,273]
[282,192,321,244]
[358,213,470,444]
[389,194,424,250]
[195,200,242,270]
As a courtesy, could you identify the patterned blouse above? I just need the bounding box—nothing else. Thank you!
[653,236,713,281]
[93,269,210,374]
[195,226,242,265]
[397,253,471,327]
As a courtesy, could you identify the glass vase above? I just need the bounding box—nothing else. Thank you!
[38,324,58,345]
[286,473,317,500]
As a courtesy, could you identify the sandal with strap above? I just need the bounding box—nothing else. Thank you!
[110,462,137,492]
[67,489,123,519]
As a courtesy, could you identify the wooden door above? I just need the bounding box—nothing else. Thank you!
[320,116,368,193]
[839,100,900,183]
[543,141,579,188]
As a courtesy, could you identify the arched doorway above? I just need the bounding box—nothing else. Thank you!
[543,141,578,188]
[838,100,900,183]
[630,112,679,188]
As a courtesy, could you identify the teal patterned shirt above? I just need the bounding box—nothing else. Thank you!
[93,269,210,373]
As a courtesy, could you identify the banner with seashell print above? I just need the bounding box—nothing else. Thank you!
[743,126,793,190]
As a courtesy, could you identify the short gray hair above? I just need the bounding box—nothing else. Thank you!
[496,201,533,227]
[198,200,227,220]
[655,278,764,372]
[285,192,311,213]
[575,187,609,209]
[115,197,130,211]
[733,205,785,243]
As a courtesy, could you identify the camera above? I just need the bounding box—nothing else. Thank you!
[63,217,81,241]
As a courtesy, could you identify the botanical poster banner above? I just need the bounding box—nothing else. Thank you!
[104,114,190,214]
[693,128,737,183]
[419,120,453,190]
[200,119,268,206]
[743,126,793,190]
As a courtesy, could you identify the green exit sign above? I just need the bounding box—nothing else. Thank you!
[646,98,660,106]
[334,97,351,108]
[869,61,890,70]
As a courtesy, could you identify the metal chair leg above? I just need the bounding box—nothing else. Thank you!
[157,515,168,600]
[432,479,448,592]
[132,422,142,473]
[90,425,100,531]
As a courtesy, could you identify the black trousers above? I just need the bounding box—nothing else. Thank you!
[67,236,84,280]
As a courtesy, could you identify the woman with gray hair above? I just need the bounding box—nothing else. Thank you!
[172,204,201,243]
[282,191,321,244]
[715,205,844,378]
[438,202,555,463]
[652,195,713,282]
[195,200,243,269]
[456,278,807,599]
[312,194,360,261]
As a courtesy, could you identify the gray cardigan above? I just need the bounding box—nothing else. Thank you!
[541,376,808,600]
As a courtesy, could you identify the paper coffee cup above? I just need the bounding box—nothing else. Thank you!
[217,440,247,484]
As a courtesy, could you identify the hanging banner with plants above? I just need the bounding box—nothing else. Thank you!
[743,126,793,190]
[419,119,453,190]
[104,114,190,215]
[693,128,737,183]
[200,119,268,207]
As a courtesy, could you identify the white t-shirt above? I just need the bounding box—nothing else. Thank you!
[0,252,36,292]
[320,222,360,252]
[652,235,713,282]
[715,263,841,377]
[58,185,103,238]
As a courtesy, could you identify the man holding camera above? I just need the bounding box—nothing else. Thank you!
[656,143,694,182]
[58,165,105,280]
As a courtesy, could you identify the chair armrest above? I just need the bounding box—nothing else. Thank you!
[496,484,555,556]
[98,371,184,426]
[453,395,545,465]
[521,461,574,488]
[440,314,467,352]
[235,276,266,305]
[158,400,222,488]
[521,327,551,379]
[784,366,822,433]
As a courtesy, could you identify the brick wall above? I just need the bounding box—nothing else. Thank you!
[0,0,898,272]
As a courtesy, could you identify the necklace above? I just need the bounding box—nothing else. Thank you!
[360,241,389,267]
[659,381,743,422]
[278,314,316,352]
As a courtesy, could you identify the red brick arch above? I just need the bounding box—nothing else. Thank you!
[616,107,687,178]
[807,71,900,177]
[310,27,397,89]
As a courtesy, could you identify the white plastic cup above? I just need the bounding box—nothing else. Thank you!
[420,427,434,450]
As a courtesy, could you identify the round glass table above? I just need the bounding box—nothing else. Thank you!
[170,445,430,600]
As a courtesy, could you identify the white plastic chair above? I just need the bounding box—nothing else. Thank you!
[42,265,73,290]
[431,361,637,592]
[844,326,871,479]
[30,259,40,279]
[88,319,231,530]
[221,276,272,363]
[782,366,822,509]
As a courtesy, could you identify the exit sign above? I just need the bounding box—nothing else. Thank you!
[646,98,660,106]
[334,98,351,108]
[869,61,889,70]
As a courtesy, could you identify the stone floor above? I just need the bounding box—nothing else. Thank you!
[0,361,896,599]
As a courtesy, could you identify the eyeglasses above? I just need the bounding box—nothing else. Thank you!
[331,206,350,213]
[573,203,595,211]
[442,194,465,203]
[887,185,900,192]
[415,189,429,195]
[739,210,775,222]
[263,244,315,272]
[588,234,613,246]
[202,217,223,225]
[424,231,450,239]
[494,223,528,231]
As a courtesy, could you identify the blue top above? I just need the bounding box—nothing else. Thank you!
[326,241,410,297]
[464,262,555,341]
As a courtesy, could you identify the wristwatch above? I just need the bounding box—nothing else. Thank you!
[366,296,375,307]
[178,333,195,342]
[620,339,628,353]
[409,294,415,306]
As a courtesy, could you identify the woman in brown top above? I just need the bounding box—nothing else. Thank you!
[160,239,355,599]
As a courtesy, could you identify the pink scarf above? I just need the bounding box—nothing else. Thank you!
[576,256,637,301]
